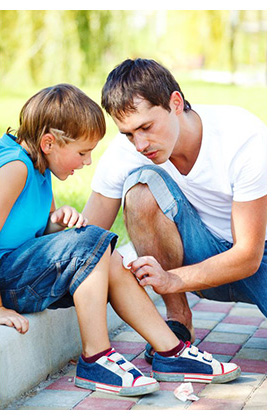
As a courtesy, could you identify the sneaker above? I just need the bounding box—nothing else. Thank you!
[75,348,160,396]
[152,341,241,384]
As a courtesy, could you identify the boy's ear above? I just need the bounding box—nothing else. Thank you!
[169,91,184,115]
[40,133,56,154]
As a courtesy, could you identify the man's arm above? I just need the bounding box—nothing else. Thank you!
[83,191,121,230]
[130,195,267,294]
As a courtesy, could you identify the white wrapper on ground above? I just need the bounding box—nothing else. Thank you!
[174,383,200,402]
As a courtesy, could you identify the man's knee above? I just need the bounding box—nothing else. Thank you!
[124,182,159,219]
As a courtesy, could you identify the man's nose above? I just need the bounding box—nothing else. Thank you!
[134,133,149,153]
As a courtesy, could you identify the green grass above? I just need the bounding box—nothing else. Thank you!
[0,79,266,246]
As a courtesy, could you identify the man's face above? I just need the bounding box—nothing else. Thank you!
[112,97,180,164]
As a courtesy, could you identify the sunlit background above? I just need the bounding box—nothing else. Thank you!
[0,10,267,244]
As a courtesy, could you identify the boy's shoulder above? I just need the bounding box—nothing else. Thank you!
[0,134,31,169]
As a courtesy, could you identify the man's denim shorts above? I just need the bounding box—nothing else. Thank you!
[123,165,267,317]
[0,226,117,314]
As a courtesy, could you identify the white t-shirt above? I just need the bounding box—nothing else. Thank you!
[92,105,267,243]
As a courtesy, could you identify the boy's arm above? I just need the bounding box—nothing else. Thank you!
[0,161,27,231]
[0,161,29,333]
[83,191,121,230]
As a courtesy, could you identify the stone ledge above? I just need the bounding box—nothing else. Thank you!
[0,303,124,409]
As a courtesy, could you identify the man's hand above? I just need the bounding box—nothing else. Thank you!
[50,205,88,229]
[128,256,182,295]
[0,306,29,334]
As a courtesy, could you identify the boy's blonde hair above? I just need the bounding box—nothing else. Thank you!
[7,84,106,173]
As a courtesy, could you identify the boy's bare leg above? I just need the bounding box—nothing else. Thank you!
[124,183,195,342]
[108,250,180,351]
[73,246,111,357]
[73,245,179,356]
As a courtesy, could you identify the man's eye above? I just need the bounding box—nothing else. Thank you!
[142,125,151,131]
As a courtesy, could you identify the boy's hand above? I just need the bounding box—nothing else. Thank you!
[0,306,29,334]
[50,205,88,229]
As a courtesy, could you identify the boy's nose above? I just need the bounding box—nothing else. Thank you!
[83,155,92,165]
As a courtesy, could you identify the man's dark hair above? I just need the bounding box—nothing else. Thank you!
[101,58,191,120]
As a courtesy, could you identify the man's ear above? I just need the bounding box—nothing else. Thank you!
[169,91,184,115]
[40,133,56,154]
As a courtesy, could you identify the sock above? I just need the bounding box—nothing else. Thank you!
[81,347,112,363]
[157,340,185,358]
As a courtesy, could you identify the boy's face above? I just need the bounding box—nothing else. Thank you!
[112,95,181,164]
[45,136,99,180]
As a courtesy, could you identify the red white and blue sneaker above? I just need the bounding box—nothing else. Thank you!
[75,348,159,396]
[152,341,241,384]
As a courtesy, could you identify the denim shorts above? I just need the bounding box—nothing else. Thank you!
[123,165,267,317]
[0,226,117,314]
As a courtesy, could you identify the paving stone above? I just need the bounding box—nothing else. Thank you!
[204,331,249,345]
[192,311,226,321]
[228,307,265,318]
[259,320,267,329]
[253,329,267,338]
[213,322,258,335]
[234,347,267,361]
[233,372,265,386]
[131,357,152,374]
[244,337,267,349]
[121,353,137,361]
[187,398,244,410]
[198,382,254,400]
[192,319,218,329]
[193,301,234,313]
[46,376,85,391]
[243,378,267,410]
[232,358,267,374]
[21,390,90,408]
[222,315,264,326]
[198,341,241,356]
[136,390,191,408]
[235,302,258,309]
[211,354,232,363]
[88,390,139,402]
[194,328,210,340]
[159,381,206,394]
[110,341,145,355]
[18,406,67,410]
[74,397,135,410]
[113,331,145,342]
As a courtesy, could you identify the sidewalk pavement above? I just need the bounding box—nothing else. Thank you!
[5,292,267,411]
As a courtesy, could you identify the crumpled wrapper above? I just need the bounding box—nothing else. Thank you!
[174,383,200,402]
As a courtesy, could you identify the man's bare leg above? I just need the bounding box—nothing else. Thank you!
[124,183,195,342]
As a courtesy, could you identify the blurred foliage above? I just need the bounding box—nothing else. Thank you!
[0,10,266,89]
[0,10,267,246]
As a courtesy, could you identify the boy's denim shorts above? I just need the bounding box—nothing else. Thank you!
[0,226,117,314]
[123,165,267,317]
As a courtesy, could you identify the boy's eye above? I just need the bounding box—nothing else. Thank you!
[79,152,85,156]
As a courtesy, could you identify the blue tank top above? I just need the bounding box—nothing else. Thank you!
[0,133,52,258]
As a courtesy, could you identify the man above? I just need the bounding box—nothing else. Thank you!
[83,58,267,361]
